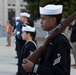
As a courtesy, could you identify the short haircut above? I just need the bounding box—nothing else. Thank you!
[26,31,36,40]
[50,14,62,25]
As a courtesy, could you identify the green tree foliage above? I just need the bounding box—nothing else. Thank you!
[24,0,76,20]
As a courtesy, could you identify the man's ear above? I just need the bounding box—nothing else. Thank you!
[52,17,56,23]
[28,33,30,36]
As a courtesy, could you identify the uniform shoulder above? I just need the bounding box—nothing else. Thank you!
[27,40,37,47]
[52,34,71,50]
[53,34,69,44]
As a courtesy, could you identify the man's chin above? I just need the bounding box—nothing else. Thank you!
[41,26,47,31]
[42,28,47,31]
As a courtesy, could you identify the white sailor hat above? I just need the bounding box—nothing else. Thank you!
[20,12,30,18]
[22,26,36,32]
[15,17,20,20]
[39,4,63,15]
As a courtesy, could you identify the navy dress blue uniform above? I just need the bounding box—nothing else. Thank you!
[16,20,26,57]
[16,20,22,40]
[20,40,37,75]
[16,20,26,75]
[36,34,71,75]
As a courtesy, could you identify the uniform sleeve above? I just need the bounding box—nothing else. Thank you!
[37,37,70,75]
[51,39,70,75]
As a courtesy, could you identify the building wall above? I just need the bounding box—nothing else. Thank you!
[0,0,26,26]
[0,0,4,26]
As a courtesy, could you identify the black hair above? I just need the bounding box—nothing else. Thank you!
[50,14,62,25]
[26,31,36,40]
[7,20,11,23]
[23,17,34,27]
[28,18,34,27]
[7,20,12,26]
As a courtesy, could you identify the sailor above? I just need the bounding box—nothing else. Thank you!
[19,26,37,75]
[22,4,71,75]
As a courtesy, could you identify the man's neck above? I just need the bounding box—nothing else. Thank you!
[48,25,57,32]
[23,21,28,25]
[26,37,32,42]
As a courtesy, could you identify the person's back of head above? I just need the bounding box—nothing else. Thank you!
[28,18,34,27]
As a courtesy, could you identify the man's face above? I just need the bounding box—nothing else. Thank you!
[40,15,55,32]
[20,16,28,24]
[22,31,27,40]
[20,16,24,23]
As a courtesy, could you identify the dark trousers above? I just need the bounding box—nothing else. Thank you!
[17,39,26,74]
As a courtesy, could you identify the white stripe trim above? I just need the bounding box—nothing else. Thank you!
[33,64,39,73]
